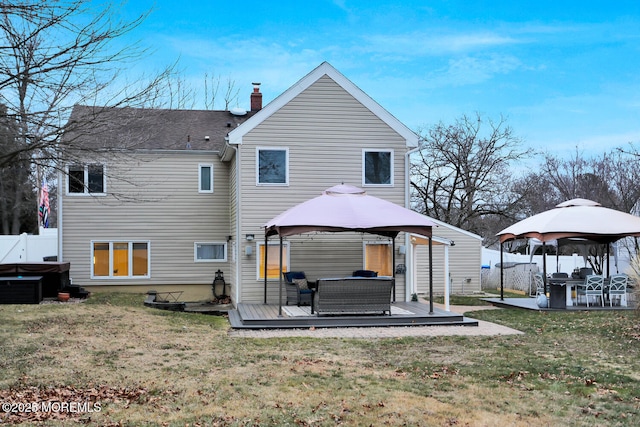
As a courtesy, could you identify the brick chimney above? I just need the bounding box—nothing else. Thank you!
[250,82,262,111]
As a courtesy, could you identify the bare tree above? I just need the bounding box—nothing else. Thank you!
[411,113,533,243]
[529,149,640,213]
[204,73,240,110]
[0,102,36,234]
[0,1,182,166]
[0,1,185,233]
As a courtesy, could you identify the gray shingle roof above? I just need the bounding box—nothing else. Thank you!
[62,105,256,152]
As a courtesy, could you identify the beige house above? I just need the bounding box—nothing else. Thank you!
[57,62,480,304]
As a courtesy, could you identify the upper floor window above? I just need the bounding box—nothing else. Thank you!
[68,164,105,195]
[199,164,213,193]
[257,147,288,185]
[363,149,393,186]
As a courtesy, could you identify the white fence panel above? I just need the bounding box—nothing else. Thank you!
[0,229,58,263]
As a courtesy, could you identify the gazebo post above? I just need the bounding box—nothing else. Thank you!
[542,242,548,295]
[263,233,268,304]
[278,235,283,317]
[392,236,396,302]
[500,241,504,301]
[429,236,433,314]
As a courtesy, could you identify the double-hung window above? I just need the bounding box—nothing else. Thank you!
[257,147,288,185]
[68,164,106,194]
[194,242,227,262]
[92,241,149,278]
[363,149,393,186]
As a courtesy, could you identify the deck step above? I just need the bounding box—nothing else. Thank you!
[229,302,478,329]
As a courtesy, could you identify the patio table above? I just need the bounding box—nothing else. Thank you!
[548,278,585,307]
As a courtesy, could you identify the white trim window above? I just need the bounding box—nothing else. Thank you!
[67,163,106,195]
[256,241,290,280]
[257,147,289,185]
[92,241,150,279]
[198,164,214,193]
[363,241,392,276]
[194,242,227,262]
[362,149,393,186]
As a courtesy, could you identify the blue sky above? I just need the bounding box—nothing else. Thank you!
[120,0,640,158]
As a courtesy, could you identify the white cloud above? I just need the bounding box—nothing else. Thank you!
[425,54,522,87]
[362,32,520,57]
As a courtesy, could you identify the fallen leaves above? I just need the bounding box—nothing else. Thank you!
[0,384,147,424]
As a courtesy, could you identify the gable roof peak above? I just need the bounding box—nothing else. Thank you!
[227,62,418,147]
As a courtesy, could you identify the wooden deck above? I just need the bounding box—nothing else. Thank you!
[483,297,637,311]
[228,301,479,329]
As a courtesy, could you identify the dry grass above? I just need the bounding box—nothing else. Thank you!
[1,292,639,426]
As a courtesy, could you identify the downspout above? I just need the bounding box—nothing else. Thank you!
[57,168,63,262]
[229,143,241,307]
[404,145,421,302]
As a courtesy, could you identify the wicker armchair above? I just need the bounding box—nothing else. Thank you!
[283,271,313,306]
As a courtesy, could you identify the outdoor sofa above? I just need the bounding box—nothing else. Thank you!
[314,277,393,316]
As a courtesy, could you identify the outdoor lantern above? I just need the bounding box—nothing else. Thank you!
[245,234,255,241]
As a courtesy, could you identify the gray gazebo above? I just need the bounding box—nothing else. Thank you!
[263,184,438,315]
[496,198,640,299]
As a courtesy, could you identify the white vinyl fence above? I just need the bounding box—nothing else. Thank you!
[0,229,58,263]
[481,246,630,294]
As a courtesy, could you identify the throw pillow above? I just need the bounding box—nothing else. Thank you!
[293,278,308,290]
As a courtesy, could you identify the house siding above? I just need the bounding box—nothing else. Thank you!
[414,227,482,295]
[235,76,410,303]
[61,151,231,300]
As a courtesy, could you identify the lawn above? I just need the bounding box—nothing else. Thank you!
[0,292,639,426]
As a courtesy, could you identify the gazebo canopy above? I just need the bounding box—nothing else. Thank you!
[264,184,436,238]
[497,198,640,244]
[496,198,640,300]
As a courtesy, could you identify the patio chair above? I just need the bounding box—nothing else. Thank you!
[533,273,547,307]
[352,270,378,277]
[533,273,545,296]
[608,274,628,307]
[283,271,313,306]
[577,275,604,307]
